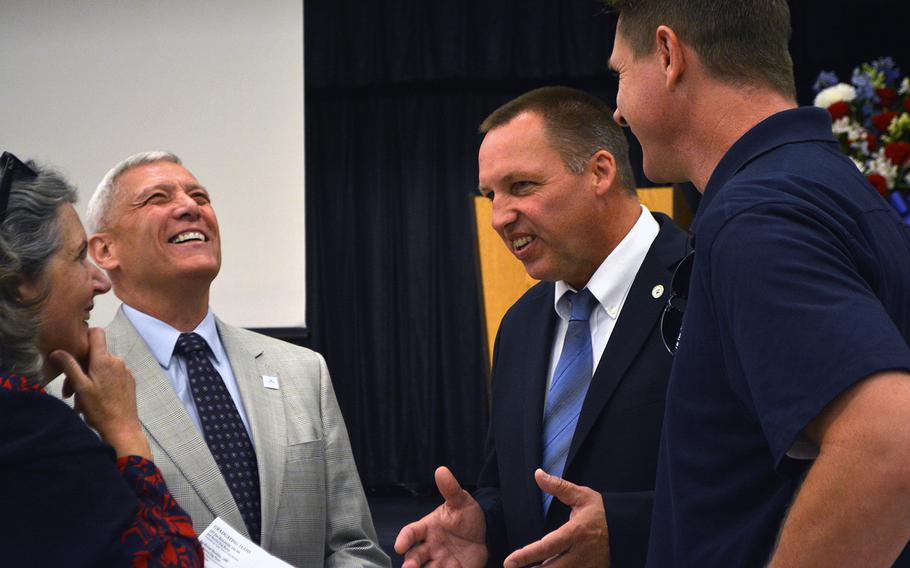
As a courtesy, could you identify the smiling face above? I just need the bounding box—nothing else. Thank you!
[478,112,605,289]
[19,204,111,370]
[94,160,221,302]
[609,23,681,183]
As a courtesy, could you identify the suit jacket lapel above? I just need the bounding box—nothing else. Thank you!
[216,319,287,551]
[109,310,246,532]
[513,283,559,530]
[565,215,687,468]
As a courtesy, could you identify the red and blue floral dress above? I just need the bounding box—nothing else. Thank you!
[0,372,203,567]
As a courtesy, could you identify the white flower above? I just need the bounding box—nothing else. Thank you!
[832,116,873,154]
[900,77,910,96]
[814,83,857,108]
[832,116,861,137]
[869,148,898,188]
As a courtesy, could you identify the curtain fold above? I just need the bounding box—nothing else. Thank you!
[306,91,499,485]
[306,0,615,89]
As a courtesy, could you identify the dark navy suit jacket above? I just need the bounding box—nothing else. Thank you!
[474,212,688,567]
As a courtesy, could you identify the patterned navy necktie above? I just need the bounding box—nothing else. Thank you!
[175,332,262,543]
[541,288,598,514]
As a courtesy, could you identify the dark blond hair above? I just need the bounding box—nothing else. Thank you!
[604,0,796,100]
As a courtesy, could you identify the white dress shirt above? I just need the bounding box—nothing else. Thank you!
[122,304,255,444]
[547,205,660,392]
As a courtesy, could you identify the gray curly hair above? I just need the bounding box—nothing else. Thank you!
[0,159,77,378]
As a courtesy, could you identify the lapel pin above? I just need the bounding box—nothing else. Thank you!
[262,375,280,390]
[652,284,665,299]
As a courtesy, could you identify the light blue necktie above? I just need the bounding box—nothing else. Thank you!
[541,288,598,514]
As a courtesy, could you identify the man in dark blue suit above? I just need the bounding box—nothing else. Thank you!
[396,86,688,567]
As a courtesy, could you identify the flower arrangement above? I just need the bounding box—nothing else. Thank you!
[813,57,910,224]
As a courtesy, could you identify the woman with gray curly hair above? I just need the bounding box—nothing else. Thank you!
[0,151,203,567]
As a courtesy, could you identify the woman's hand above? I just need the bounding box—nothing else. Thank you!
[50,328,152,459]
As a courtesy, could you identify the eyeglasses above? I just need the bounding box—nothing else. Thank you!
[660,251,694,355]
[0,151,38,223]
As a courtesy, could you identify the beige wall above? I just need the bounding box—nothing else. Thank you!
[0,0,306,328]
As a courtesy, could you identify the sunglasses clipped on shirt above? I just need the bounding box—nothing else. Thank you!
[660,251,694,355]
[0,151,38,223]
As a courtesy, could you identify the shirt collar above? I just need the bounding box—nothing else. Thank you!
[554,204,660,320]
[121,304,222,366]
[693,107,836,235]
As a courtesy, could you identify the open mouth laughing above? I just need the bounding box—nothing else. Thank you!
[169,231,207,244]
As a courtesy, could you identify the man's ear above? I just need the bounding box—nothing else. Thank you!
[656,25,686,89]
[89,233,118,271]
[591,149,618,197]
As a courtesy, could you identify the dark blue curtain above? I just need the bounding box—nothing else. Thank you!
[304,0,909,488]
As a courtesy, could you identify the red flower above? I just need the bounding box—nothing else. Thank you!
[876,88,898,108]
[827,101,851,120]
[866,173,889,196]
[905,98,910,113]
[885,141,910,166]
[872,111,897,132]
[867,132,878,151]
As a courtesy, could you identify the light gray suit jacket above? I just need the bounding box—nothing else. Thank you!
[53,309,389,567]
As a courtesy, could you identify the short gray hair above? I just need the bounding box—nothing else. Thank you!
[87,150,181,232]
[0,160,78,378]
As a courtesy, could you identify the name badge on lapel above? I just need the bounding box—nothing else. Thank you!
[262,375,280,390]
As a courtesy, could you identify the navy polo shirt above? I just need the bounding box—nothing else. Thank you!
[647,107,910,566]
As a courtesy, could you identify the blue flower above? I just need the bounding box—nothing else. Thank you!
[862,101,875,125]
[813,70,840,93]
[872,56,901,84]
[851,69,875,101]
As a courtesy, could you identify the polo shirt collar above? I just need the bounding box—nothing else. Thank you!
[121,304,221,366]
[693,107,836,236]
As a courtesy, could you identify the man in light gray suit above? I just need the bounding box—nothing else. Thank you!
[80,151,388,567]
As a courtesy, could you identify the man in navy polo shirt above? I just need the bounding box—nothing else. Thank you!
[605,0,910,565]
